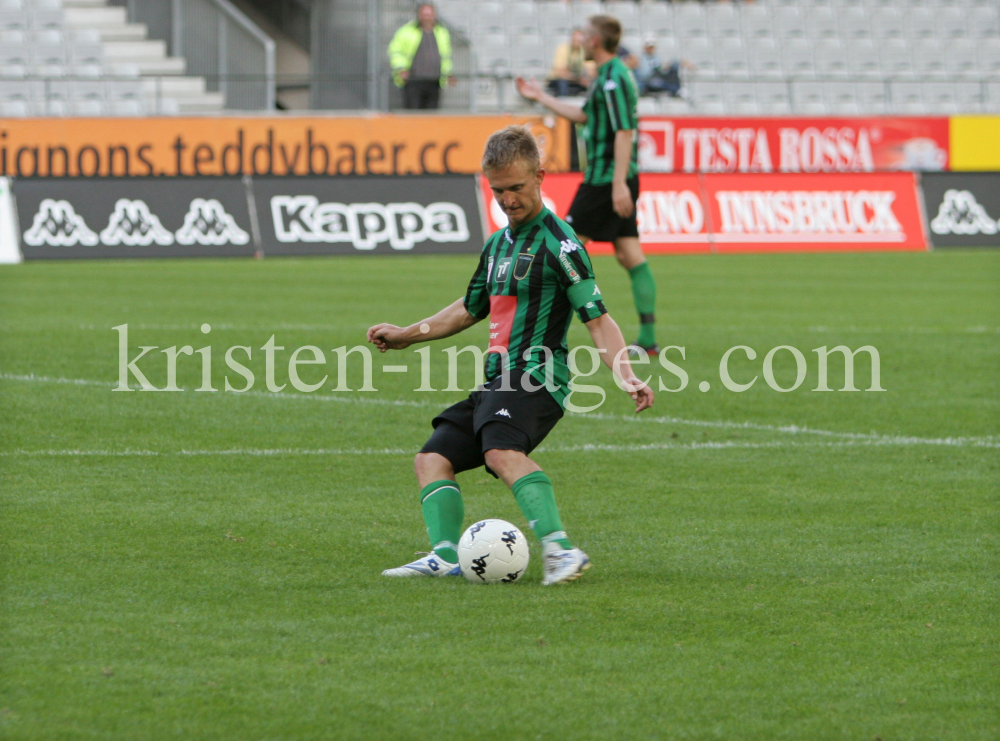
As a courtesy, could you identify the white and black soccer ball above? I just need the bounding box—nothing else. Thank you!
[457,519,529,584]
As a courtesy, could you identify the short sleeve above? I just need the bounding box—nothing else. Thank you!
[463,243,492,320]
[604,68,637,132]
[549,239,607,322]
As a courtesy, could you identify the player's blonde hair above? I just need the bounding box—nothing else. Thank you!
[481,126,540,174]
[588,14,621,53]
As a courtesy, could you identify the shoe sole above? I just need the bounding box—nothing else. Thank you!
[542,559,591,586]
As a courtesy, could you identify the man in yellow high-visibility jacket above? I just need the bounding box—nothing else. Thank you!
[388,3,454,110]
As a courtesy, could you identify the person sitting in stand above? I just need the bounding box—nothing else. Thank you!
[546,28,595,97]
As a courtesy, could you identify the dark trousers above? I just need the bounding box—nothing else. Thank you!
[404,79,441,109]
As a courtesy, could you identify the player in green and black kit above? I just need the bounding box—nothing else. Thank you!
[368,126,654,586]
[517,14,660,356]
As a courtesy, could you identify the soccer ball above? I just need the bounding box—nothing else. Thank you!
[457,519,529,584]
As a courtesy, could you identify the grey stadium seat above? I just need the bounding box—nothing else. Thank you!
[756,81,792,114]
[880,39,914,78]
[987,82,1000,113]
[890,81,925,113]
[706,3,741,41]
[514,35,547,76]
[741,5,773,42]
[839,7,871,41]
[808,7,840,40]
[773,6,808,41]
[725,82,761,115]
[571,2,602,27]
[640,3,674,38]
[683,37,718,79]
[604,1,640,35]
[674,2,708,41]
[750,38,784,78]
[912,39,946,77]
[814,39,850,77]
[906,8,936,41]
[715,38,750,79]
[691,80,726,114]
[967,6,999,40]
[856,81,889,113]
[506,3,539,39]
[782,39,815,78]
[791,81,827,114]
[943,40,979,78]
[921,82,961,114]
[472,3,505,38]
[979,38,1000,75]
[950,83,983,114]
[870,7,905,41]
[935,7,967,41]
[824,82,861,115]
[537,2,572,39]
[848,40,883,78]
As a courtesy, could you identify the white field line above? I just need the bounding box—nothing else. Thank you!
[2,371,998,449]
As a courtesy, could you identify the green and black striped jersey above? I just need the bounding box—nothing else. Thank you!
[464,206,607,408]
[582,56,640,186]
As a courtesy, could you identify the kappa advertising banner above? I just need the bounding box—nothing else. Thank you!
[13,178,255,259]
[0,115,571,178]
[254,175,483,255]
[480,172,927,253]
[920,172,1000,248]
[637,117,949,174]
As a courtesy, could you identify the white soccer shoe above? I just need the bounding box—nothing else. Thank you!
[382,553,461,578]
[541,547,591,586]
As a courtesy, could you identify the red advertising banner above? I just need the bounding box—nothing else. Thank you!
[637,117,949,174]
[479,171,927,253]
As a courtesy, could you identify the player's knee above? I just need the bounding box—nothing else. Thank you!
[483,448,522,477]
[414,451,453,481]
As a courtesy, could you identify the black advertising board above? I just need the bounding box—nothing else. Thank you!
[13,177,255,259]
[920,172,1000,248]
[252,175,484,256]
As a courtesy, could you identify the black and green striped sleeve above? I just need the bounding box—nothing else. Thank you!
[463,239,493,320]
[604,67,638,132]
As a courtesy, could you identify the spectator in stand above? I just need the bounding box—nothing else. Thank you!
[547,28,595,97]
[617,43,640,72]
[635,37,689,98]
[389,3,454,110]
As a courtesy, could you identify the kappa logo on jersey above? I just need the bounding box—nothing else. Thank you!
[271,196,469,250]
[175,199,249,246]
[593,284,601,295]
[504,228,514,244]
[930,189,1000,236]
[100,199,175,246]
[495,408,512,418]
[603,79,619,91]
[23,199,99,247]
[559,239,580,254]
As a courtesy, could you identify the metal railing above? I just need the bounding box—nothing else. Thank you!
[114,0,275,111]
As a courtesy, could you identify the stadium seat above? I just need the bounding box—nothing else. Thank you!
[756,81,792,114]
[725,82,761,114]
[912,39,946,77]
[706,3,741,41]
[684,38,718,80]
[674,2,708,41]
[906,8,936,41]
[640,3,674,38]
[659,96,691,115]
[773,6,807,41]
[935,7,967,41]
[921,81,961,113]
[979,39,1000,75]
[807,7,840,40]
[791,80,827,113]
[943,40,980,78]
[856,81,889,113]
[870,7,905,41]
[839,7,871,41]
[880,39,914,77]
[741,5,774,42]
[824,81,861,114]
[890,80,925,113]
[782,39,815,78]
[475,37,510,75]
[472,3,505,38]
[691,80,726,114]
[637,96,658,117]
[987,81,1000,113]
[537,2,572,39]
[750,39,784,78]
[506,3,539,39]
[604,1,639,35]
[967,6,999,40]
[571,2,602,27]
[814,39,850,78]
[715,38,750,79]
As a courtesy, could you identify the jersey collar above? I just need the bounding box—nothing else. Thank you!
[506,206,550,240]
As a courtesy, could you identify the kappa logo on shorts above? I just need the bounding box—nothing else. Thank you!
[495,408,512,418]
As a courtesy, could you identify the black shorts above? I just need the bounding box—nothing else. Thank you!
[420,370,564,477]
[565,175,640,243]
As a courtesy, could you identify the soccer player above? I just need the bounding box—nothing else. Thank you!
[367,126,654,586]
[515,15,660,357]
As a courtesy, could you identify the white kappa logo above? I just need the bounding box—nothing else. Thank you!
[23,199,99,247]
[100,199,175,246]
[176,199,250,246]
[495,408,512,418]
[559,239,580,254]
[930,189,999,236]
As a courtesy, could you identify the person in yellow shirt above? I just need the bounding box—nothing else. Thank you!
[388,3,454,109]
[546,28,595,97]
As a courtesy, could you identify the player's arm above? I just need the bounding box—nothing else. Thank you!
[514,76,588,124]
[611,129,635,218]
[367,298,482,353]
[584,312,654,413]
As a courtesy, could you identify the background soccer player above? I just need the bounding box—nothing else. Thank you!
[367,126,654,586]
[515,15,660,357]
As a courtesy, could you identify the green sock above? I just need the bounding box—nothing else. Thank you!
[628,261,657,347]
[511,471,572,550]
[420,480,463,564]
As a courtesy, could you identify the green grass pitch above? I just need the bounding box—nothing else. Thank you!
[1,250,998,740]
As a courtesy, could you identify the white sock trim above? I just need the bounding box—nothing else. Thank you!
[541,531,568,545]
[421,484,460,504]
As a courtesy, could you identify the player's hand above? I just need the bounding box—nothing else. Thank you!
[622,376,654,413]
[367,323,411,352]
[612,180,634,218]
[515,75,543,101]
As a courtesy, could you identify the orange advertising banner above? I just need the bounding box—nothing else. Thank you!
[0,115,570,177]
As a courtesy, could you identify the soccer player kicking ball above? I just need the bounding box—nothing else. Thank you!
[368,127,654,586]
[515,15,659,357]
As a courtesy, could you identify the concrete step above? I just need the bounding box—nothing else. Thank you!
[63,7,128,29]
[94,23,147,42]
[102,40,168,61]
[130,57,186,75]
[141,76,206,96]
[63,0,111,7]
[173,92,225,112]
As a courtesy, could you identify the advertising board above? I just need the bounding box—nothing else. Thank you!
[920,172,1000,247]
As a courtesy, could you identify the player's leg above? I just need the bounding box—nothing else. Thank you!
[614,236,658,353]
